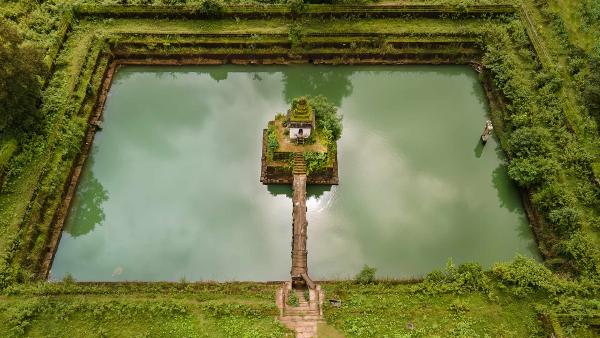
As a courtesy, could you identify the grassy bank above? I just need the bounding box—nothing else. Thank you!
[0,257,597,337]
[0,283,290,337]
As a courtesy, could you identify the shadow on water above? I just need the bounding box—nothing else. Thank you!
[492,164,539,251]
[307,184,332,199]
[470,70,489,107]
[282,67,354,106]
[209,68,229,82]
[473,140,484,158]
[64,148,109,237]
[492,164,522,214]
[267,184,332,199]
[267,184,292,198]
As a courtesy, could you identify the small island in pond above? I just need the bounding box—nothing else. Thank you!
[260,96,342,185]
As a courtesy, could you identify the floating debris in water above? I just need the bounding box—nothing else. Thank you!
[112,266,123,276]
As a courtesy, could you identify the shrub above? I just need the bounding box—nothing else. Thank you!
[288,22,303,48]
[62,273,76,284]
[508,156,558,187]
[548,207,581,235]
[199,0,224,17]
[287,0,306,16]
[287,291,299,307]
[561,232,600,278]
[307,95,343,141]
[267,123,278,160]
[492,255,561,296]
[416,260,490,295]
[354,265,376,284]
[506,127,553,158]
[0,21,47,132]
[584,57,600,127]
[532,182,576,212]
[303,151,327,175]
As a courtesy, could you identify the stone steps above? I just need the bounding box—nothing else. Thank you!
[276,283,324,338]
[283,290,319,317]
[293,152,307,175]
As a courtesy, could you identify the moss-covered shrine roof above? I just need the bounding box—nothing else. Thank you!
[289,97,313,123]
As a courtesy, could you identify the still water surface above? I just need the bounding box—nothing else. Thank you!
[51,65,538,281]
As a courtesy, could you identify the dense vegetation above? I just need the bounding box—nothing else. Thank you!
[0,0,599,336]
[0,283,290,337]
[302,95,341,174]
[0,21,46,133]
[325,256,599,337]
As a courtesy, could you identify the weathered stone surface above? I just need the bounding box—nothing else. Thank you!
[276,283,324,338]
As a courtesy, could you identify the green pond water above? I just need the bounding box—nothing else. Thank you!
[50,65,539,281]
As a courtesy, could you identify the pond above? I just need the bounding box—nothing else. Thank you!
[50,65,539,281]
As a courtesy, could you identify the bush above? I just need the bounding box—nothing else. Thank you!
[508,156,558,187]
[561,232,600,278]
[416,260,490,295]
[303,151,327,175]
[288,22,303,48]
[584,57,600,127]
[287,291,299,307]
[267,123,278,160]
[548,207,581,235]
[506,127,553,158]
[199,0,224,17]
[287,0,306,16]
[532,182,576,212]
[62,273,76,284]
[0,21,47,132]
[307,95,343,141]
[354,265,376,284]
[492,255,561,296]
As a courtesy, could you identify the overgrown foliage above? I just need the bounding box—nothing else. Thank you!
[266,122,279,160]
[354,265,376,284]
[483,16,600,281]
[584,57,600,126]
[286,290,299,307]
[307,95,342,142]
[414,260,491,295]
[0,282,289,337]
[303,151,327,174]
[0,20,46,132]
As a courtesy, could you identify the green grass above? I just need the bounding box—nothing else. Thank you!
[322,282,545,337]
[0,283,290,338]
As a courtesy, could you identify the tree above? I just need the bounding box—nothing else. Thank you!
[506,126,553,158]
[354,264,376,284]
[307,95,343,141]
[507,156,558,187]
[0,20,46,132]
[548,207,581,235]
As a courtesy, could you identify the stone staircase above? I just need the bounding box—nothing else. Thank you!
[277,282,324,338]
[293,152,307,176]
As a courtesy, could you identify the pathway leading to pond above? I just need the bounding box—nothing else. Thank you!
[277,153,324,337]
